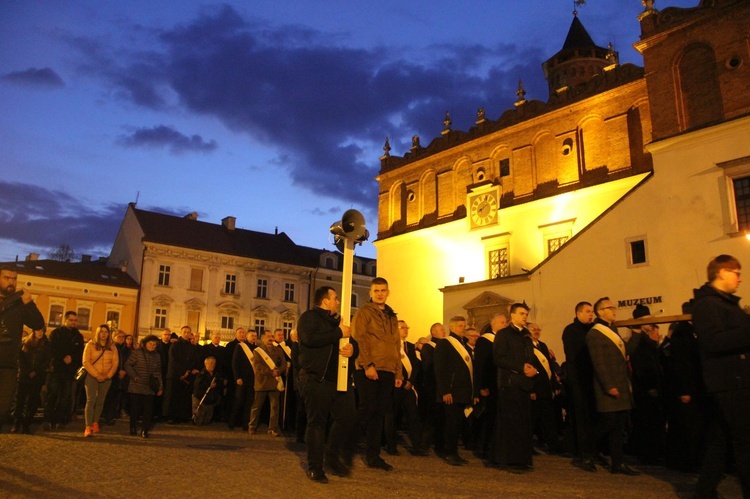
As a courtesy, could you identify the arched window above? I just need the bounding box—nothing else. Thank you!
[678,43,723,130]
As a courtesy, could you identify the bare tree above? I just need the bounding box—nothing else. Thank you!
[48,243,76,262]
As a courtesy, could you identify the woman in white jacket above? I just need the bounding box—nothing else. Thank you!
[82,324,119,437]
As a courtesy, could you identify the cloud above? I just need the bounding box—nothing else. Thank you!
[0,181,188,260]
[67,5,550,208]
[308,206,342,217]
[117,125,218,154]
[0,181,123,258]
[2,67,65,88]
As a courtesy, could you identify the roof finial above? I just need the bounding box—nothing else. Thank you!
[382,137,391,157]
[515,79,527,107]
[573,0,585,16]
[441,111,452,136]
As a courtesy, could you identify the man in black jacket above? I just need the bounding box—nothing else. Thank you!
[434,315,476,466]
[562,301,596,471]
[298,286,357,484]
[44,310,84,429]
[693,255,750,497]
[0,264,44,431]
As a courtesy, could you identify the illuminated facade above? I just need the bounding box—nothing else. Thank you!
[109,204,375,340]
[375,0,750,357]
[5,255,138,340]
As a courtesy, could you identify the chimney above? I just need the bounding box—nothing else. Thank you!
[184,212,198,220]
[26,253,39,261]
[81,254,92,263]
[222,216,236,231]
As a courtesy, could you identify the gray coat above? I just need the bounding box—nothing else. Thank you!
[586,320,634,413]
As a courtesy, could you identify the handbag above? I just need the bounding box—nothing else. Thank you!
[143,350,160,393]
[76,348,106,382]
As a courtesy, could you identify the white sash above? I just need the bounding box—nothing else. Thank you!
[275,341,292,360]
[446,335,473,390]
[239,343,256,372]
[427,340,436,348]
[481,332,496,342]
[592,323,626,360]
[400,343,413,380]
[255,346,285,391]
[532,345,552,379]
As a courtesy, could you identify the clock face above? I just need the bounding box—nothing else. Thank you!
[470,192,498,227]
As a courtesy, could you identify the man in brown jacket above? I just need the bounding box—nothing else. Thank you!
[249,331,287,436]
[352,277,402,471]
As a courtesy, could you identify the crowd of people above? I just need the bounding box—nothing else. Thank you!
[0,256,748,497]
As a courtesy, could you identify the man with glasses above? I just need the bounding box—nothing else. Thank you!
[586,297,640,475]
[693,255,750,497]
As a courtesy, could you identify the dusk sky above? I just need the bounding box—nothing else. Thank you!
[0,0,697,262]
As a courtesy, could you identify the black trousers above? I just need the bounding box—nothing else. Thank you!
[385,386,422,450]
[229,382,255,429]
[695,389,750,498]
[300,373,355,472]
[130,393,155,431]
[355,370,394,461]
[594,410,628,468]
[566,380,596,460]
[44,372,73,425]
[442,402,468,456]
[0,368,19,424]
[14,377,44,427]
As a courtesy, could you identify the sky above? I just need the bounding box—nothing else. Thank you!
[0,0,698,262]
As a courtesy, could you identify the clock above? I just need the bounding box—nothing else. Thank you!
[469,191,499,228]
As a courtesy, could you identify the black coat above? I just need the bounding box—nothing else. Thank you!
[473,333,496,394]
[18,338,51,380]
[693,283,750,393]
[0,297,44,369]
[434,332,474,404]
[562,318,594,390]
[232,341,255,386]
[49,326,85,376]
[167,338,201,380]
[494,325,535,393]
[660,321,702,399]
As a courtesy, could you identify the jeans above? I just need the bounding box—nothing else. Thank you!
[355,370,395,461]
[84,376,112,427]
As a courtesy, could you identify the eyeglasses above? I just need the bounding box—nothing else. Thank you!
[726,269,741,278]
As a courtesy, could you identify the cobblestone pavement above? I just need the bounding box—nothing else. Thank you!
[0,420,741,499]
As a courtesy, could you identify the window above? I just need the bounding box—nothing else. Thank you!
[158,265,171,286]
[154,308,168,329]
[284,282,295,302]
[189,268,203,291]
[106,311,120,332]
[257,278,268,299]
[325,257,334,269]
[625,236,649,268]
[225,274,237,295]
[76,307,91,330]
[489,248,510,278]
[221,316,234,330]
[254,318,266,334]
[48,304,64,327]
[547,236,569,255]
[499,158,510,177]
[282,320,294,337]
[351,293,358,308]
[734,177,750,232]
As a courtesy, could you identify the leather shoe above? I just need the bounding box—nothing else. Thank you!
[506,464,533,474]
[573,459,597,473]
[409,447,430,457]
[610,464,641,476]
[443,454,465,467]
[306,469,328,484]
[386,445,400,456]
[365,457,393,471]
[596,453,611,467]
